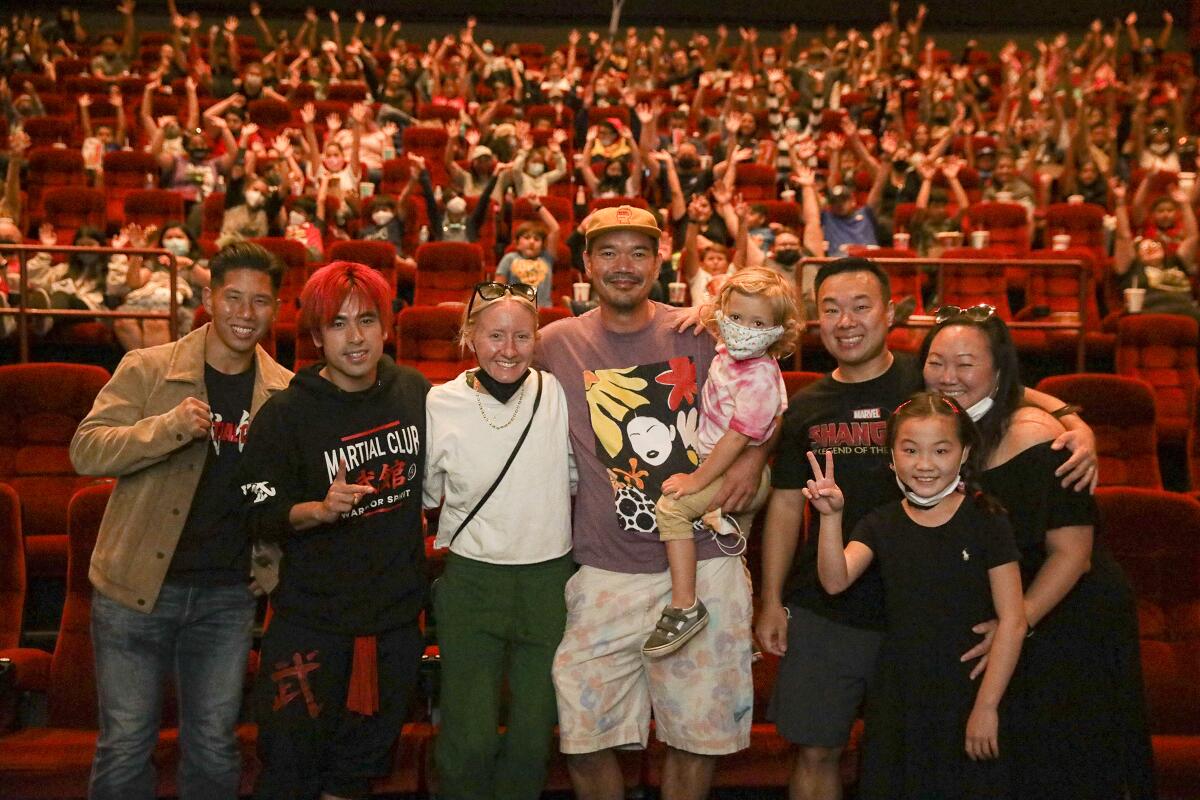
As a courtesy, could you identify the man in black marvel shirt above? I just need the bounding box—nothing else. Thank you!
[756,258,916,800]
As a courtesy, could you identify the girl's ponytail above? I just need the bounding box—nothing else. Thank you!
[960,458,1006,516]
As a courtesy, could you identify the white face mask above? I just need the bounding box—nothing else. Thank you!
[715,311,783,360]
[964,395,994,421]
[162,237,190,256]
[244,189,264,208]
[288,211,307,227]
[962,378,1000,422]
[526,162,546,177]
[894,472,963,507]
[372,210,395,226]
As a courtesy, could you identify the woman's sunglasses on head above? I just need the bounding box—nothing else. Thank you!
[934,304,996,324]
[467,281,538,318]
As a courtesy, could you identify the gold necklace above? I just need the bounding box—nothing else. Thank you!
[474,375,527,429]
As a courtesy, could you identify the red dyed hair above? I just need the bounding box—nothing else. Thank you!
[300,261,395,334]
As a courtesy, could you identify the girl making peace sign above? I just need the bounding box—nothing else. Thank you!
[811,391,1027,800]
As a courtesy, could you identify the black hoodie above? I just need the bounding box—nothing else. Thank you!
[238,356,430,635]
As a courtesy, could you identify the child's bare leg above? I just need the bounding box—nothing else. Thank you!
[113,318,143,351]
[141,319,171,347]
[666,537,697,609]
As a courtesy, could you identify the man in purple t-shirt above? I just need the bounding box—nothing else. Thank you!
[537,205,772,797]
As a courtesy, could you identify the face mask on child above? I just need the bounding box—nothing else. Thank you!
[715,311,783,360]
[372,210,395,226]
[162,237,190,256]
[894,472,963,507]
[289,211,307,227]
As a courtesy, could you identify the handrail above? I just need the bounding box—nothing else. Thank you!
[796,256,1090,371]
[0,243,180,363]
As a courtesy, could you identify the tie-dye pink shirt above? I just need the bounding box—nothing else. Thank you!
[697,344,788,455]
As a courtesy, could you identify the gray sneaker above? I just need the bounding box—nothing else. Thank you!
[23,287,53,336]
[642,599,709,657]
[0,294,14,339]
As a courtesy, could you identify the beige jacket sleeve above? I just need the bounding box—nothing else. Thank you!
[70,350,196,477]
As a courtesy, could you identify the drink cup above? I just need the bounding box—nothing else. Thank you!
[1052,233,1071,251]
[892,232,911,250]
[359,181,375,198]
[780,189,796,202]
[1124,287,1146,313]
[668,281,688,305]
[1180,172,1196,193]
[970,230,990,249]
[937,231,963,249]
[572,281,591,303]
[1067,194,1085,205]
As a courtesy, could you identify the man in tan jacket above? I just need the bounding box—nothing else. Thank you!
[70,242,292,800]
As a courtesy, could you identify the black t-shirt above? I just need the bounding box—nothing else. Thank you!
[772,353,923,629]
[851,499,1019,692]
[168,362,256,585]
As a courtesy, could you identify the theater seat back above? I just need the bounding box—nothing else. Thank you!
[49,482,112,728]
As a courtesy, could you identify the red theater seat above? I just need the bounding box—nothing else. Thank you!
[756,200,802,229]
[246,98,291,129]
[25,148,87,226]
[1036,374,1161,489]
[1115,315,1198,451]
[402,126,450,185]
[962,202,1031,286]
[1096,488,1200,798]
[1044,202,1109,282]
[414,242,484,307]
[0,483,265,798]
[0,363,112,578]
[40,187,107,245]
[734,163,778,201]
[328,239,398,277]
[937,247,1013,320]
[588,196,650,214]
[782,370,823,398]
[122,190,185,230]
[22,118,75,150]
[512,195,573,229]
[396,306,474,384]
[0,483,23,650]
[101,150,160,227]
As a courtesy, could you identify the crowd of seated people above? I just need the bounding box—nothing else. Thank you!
[0,3,1197,343]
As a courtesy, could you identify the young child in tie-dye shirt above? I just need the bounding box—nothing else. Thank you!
[645,268,800,656]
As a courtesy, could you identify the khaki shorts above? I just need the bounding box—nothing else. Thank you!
[551,556,754,756]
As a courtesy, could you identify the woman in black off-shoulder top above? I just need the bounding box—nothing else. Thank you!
[920,309,1154,800]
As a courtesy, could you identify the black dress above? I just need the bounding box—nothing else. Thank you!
[981,442,1156,800]
[854,499,1020,800]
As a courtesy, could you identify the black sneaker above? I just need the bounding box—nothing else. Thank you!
[642,599,709,657]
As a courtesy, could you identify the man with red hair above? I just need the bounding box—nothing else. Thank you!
[238,261,431,800]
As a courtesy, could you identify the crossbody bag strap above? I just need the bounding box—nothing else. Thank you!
[446,370,543,548]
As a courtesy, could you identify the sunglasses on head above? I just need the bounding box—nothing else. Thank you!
[934,304,996,324]
[466,281,538,318]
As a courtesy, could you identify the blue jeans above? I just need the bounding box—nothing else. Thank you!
[89,583,256,800]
